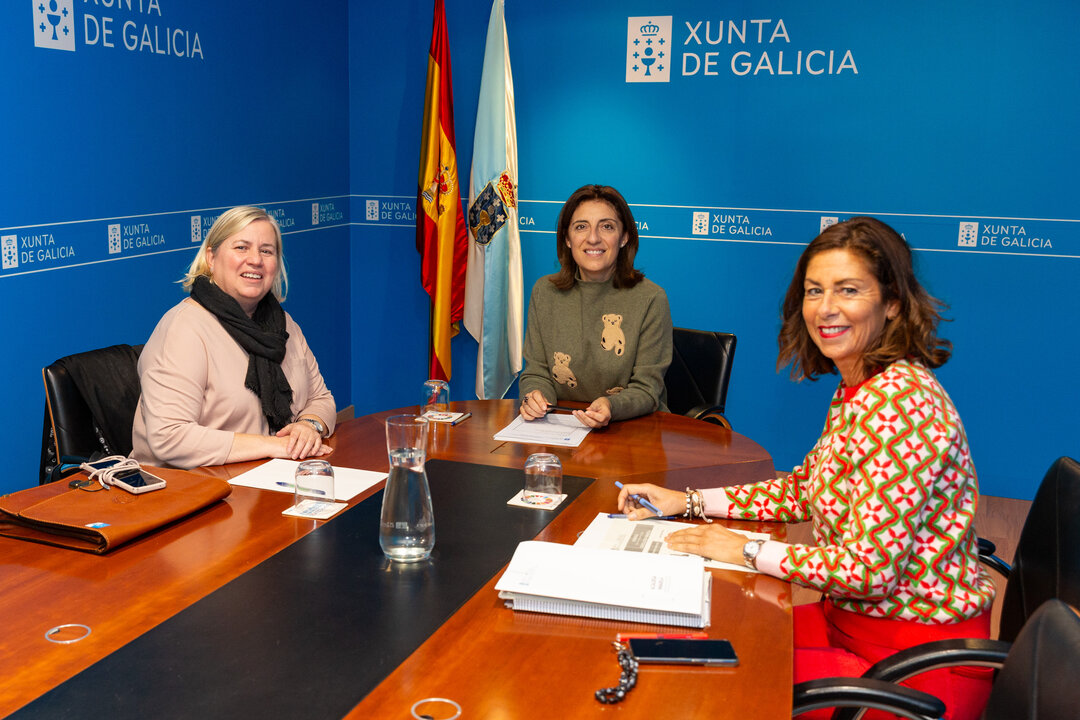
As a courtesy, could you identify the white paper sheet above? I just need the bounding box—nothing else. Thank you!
[574,512,771,574]
[493,414,590,447]
[227,458,386,501]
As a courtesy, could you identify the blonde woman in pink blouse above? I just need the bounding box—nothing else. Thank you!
[132,206,335,469]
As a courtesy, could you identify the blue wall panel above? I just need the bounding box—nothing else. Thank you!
[1,1,351,494]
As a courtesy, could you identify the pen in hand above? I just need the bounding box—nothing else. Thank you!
[614,481,663,517]
[545,405,577,413]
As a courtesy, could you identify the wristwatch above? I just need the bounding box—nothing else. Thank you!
[300,416,327,437]
[742,539,765,570]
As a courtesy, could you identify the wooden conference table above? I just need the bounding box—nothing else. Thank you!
[0,400,792,719]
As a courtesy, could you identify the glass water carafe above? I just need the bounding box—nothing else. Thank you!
[380,415,435,562]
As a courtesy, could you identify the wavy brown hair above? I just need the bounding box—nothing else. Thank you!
[777,216,951,381]
[550,184,644,290]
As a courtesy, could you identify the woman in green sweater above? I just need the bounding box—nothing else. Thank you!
[518,185,673,429]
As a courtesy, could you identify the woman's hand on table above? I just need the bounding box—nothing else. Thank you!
[276,421,331,460]
[574,397,612,429]
[665,524,747,565]
[519,390,552,421]
[616,483,685,519]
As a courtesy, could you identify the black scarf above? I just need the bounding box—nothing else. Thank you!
[190,275,294,432]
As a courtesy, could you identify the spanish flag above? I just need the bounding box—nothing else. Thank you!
[416,0,468,381]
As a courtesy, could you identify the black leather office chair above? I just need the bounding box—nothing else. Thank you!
[39,344,143,484]
[664,328,736,428]
[991,456,1080,642]
[792,598,1080,720]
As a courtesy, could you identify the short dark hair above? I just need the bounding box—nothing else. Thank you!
[550,184,644,290]
[777,216,951,381]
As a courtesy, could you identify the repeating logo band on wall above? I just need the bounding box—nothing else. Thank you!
[353,196,1078,260]
[0,199,347,278]
[32,0,204,59]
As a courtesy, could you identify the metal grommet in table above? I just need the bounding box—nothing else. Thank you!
[45,624,92,644]
[410,697,462,720]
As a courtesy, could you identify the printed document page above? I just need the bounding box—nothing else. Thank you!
[574,512,770,574]
[493,413,590,447]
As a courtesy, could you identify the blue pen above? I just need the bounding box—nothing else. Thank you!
[276,481,327,496]
[608,512,680,520]
[614,481,663,517]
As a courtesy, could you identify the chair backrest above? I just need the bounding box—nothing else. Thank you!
[663,328,736,419]
[998,456,1080,642]
[983,598,1080,720]
[39,344,143,483]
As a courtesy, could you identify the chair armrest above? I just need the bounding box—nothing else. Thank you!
[687,405,732,429]
[860,637,1010,683]
[44,455,92,484]
[825,638,1010,720]
[977,536,1012,576]
[793,677,946,719]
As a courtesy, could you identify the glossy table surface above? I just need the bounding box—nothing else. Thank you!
[0,400,791,718]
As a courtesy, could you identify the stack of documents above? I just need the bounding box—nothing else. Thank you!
[495,541,711,628]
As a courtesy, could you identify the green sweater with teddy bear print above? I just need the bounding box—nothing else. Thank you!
[518,275,672,421]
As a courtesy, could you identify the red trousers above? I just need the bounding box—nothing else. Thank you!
[793,601,993,720]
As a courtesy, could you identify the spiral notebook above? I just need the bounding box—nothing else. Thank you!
[494,541,712,628]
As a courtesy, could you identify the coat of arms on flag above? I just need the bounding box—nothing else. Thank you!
[421,163,458,217]
[468,180,508,246]
[495,171,517,208]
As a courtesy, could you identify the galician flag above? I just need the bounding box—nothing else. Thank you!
[464,0,522,400]
[416,0,469,381]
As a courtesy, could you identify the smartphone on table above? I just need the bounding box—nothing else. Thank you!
[111,467,168,494]
[628,638,738,667]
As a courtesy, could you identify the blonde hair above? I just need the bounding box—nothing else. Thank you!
[182,206,288,300]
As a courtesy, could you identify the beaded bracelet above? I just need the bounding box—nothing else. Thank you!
[683,488,713,523]
[692,489,713,523]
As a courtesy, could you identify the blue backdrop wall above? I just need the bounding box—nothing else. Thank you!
[1,2,1074,500]
[349,0,1079,500]
[1,1,352,494]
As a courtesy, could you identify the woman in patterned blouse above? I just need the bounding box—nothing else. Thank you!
[618,217,995,720]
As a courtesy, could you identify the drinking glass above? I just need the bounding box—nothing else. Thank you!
[422,379,450,413]
[380,415,435,562]
[294,459,335,507]
[523,453,563,505]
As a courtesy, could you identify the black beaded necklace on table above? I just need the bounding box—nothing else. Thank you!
[594,642,639,704]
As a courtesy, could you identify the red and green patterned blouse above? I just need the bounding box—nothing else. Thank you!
[704,359,995,624]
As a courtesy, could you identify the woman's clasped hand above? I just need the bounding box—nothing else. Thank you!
[276,416,332,461]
